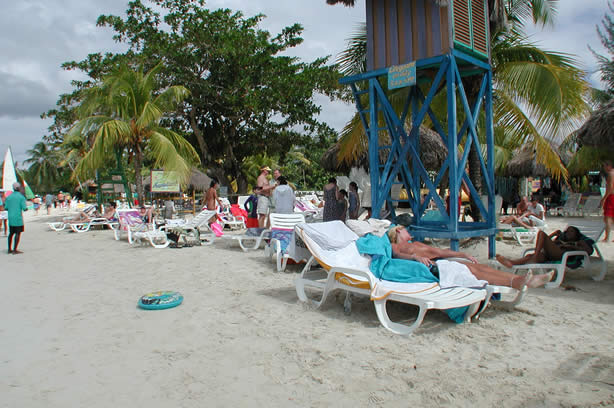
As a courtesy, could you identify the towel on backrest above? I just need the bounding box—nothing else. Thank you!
[298,221,358,250]
[271,228,293,254]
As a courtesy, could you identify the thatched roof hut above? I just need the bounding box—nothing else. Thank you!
[576,100,614,148]
[321,126,448,173]
[504,146,549,178]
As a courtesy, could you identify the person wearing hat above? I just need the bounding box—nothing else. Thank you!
[5,182,27,254]
[256,166,275,228]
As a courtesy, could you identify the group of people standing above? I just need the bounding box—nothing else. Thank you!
[323,178,360,222]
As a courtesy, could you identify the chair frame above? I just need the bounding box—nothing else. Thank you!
[294,223,493,335]
[267,213,306,272]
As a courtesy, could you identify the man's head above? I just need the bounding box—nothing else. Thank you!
[277,176,288,185]
[273,169,282,180]
[328,177,337,184]
[387,225,411,244]
[210,179,218,189]
[12,182,21,192]
[260,166,271,175]
[349,181,358,191]
[139,206,147,212]
[253,186,262,194]
[530,195,539,204]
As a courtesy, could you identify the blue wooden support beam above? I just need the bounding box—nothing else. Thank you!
[446,55,460,251]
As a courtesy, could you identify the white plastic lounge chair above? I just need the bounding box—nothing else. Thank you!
[580,195,602,217]
[222,227,271,252]
[159,209,217,245]
[294,221,489,335]
[47,205,98,231]
[512,221,606,289]
[267,213,307,272]
[216,199,246,230]
[114,209,169,249]
[68,217,119,233]
[551,193,582,217]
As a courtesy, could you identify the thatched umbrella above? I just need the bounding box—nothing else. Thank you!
[321,126,448,173]
[186,169,212,192]
[576,100,614,149]
[504,146,549,178]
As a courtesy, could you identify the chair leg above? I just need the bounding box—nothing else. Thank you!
[592,247,607,281]
[544,265,565,289]
[373,299,428,336]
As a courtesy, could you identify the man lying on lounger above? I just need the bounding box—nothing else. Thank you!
[387,225,553,289]
[496,226,594,268]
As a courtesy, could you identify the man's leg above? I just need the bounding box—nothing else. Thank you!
[7,230,14,253]
[463,262,553,289]
[496,230,551,267]
[603,216,613,242]
[12,232,22,254]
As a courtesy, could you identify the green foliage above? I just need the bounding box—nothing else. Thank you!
[94,0,342,192]
[590,1,614,105]
[67,63,200,202]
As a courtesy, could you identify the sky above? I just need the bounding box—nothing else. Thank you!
[0,0,609,167]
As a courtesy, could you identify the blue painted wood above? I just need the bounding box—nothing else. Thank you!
[366,0,375,71]
[431,4,442,56]
[387,0,400,65]
[485,69,496,258]
[415,0,427,58]
[343,52,495,251]
[452,48,490,70]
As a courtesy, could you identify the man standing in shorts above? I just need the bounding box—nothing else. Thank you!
[600,160,614,242]
[5,182,27,254]
[256,166,275,228]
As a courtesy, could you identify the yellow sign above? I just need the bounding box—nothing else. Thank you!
[151,170,180,193]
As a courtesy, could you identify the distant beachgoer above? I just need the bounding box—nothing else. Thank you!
[163,199,175,219]
[57,191,65,209]
[323,177,341,222]
[0,192,7,236]
[138,206,153,224]
[244,186,261,228]
[256,166,275,228]
[205,179,224,211]
[272,176,295,214]
[348,181,360,220]
[32,196,41,215]
[5,182,28,254]
[45,193,54,215]
[500,196,545,229]
[338,189,348,221]
[601,160,614,242]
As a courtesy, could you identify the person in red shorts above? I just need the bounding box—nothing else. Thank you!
[600,160,614,242]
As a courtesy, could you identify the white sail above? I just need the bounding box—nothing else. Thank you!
[2,147,18,193]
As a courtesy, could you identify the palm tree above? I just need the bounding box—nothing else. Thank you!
[23,141,61,192]
[66,63,200,203]
[334,2,588,182]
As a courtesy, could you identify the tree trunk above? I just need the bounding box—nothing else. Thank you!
[189,108,209,162]
[134,148,144,205]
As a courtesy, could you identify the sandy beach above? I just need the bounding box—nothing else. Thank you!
[1,210,613,407]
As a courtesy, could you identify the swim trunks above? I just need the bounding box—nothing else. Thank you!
[604,194,614,218]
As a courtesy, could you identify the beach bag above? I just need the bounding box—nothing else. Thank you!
[211,222,224,237]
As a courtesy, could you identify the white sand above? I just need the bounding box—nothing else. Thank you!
[1,210,614,407]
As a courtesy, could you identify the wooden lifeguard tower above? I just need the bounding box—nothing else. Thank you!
[334,0,497,256]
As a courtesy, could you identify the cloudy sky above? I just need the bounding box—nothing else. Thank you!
[0,0,609,166]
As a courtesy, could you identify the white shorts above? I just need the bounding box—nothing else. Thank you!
[0,211,7,220]
[256,195,270,215]
[528,215,545,227]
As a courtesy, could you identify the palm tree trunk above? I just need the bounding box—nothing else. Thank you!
[134,149,145,204]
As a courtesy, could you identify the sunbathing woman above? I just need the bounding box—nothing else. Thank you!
[67,202,116,223]
[496,226,593,268]
[387,226,553,289]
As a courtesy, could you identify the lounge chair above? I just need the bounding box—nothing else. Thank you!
[295,221,494,335]
[159,209,218,245]
[267,213,307,272]
[114,209,169,249]
[216,199,246,230]
[551,193,582,217]
[222,227,271,252]
[511,221,607,289]
[68,217,119,233]
[580,195,602,217]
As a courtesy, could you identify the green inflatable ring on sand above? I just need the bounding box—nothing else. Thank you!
[138,291,183,310]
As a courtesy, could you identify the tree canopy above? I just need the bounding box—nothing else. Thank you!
[42,0,341,194]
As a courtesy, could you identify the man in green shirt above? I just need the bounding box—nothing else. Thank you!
[5,182,27,254]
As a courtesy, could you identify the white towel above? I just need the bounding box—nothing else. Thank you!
[435,260,488,289]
